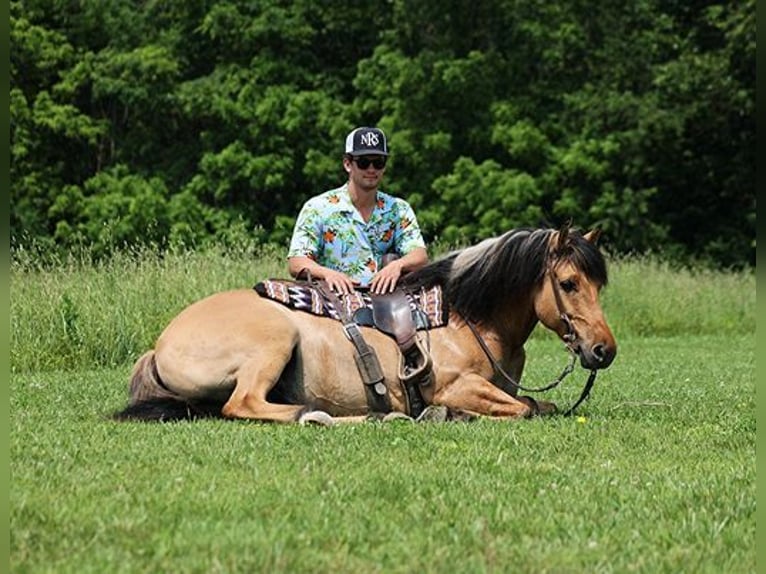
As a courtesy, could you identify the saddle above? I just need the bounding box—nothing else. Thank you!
[368,290,433,417]
[253,278,443,417]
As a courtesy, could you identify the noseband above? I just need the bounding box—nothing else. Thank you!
[465,263,598,416]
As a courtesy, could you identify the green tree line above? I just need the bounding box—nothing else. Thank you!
[11,0,755,267]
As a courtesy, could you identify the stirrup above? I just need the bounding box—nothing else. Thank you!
[398,333,432,385]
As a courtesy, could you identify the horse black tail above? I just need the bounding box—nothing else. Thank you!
[113,397,223,422]
[112,350,224,422]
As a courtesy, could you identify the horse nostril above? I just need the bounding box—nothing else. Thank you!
[592,343,606,362]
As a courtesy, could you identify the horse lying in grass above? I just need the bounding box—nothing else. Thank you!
[114,225,616,424]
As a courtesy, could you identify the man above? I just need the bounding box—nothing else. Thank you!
[288,127,428,294]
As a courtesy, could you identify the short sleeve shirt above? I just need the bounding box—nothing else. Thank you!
[288,184,426,286]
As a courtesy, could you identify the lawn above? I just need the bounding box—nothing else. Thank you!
[11,333,755,573]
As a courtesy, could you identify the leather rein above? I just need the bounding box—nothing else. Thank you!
[465,266,598,417]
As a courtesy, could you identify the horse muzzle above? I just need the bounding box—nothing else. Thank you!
[559,314,616,370]
[576,340,617,370]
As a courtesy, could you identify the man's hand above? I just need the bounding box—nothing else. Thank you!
[370,247,428,294]
[322,268,358,295]
[370,260,403,294]
[289,256,358,294]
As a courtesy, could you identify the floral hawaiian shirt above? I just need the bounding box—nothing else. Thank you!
[288,184,426,286]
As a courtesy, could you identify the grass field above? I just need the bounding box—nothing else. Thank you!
[10,248,755,573]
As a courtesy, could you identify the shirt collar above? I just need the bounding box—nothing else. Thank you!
[338,183,384,219]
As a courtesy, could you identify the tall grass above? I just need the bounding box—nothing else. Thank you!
[10,243,285,373]
[602,256,755,338]
[10,245,755,373]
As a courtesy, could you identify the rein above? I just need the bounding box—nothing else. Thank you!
[465,320,597,416]
[464,264,599,416]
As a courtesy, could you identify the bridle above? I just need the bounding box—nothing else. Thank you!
[465,263,598,416]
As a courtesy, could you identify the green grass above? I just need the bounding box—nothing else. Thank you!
[10,247,755,572]
[11,333,754,573]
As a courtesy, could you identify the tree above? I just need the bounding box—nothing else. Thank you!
[10,0,755,267]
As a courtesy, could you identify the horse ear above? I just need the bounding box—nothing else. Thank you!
[583,228,601,245]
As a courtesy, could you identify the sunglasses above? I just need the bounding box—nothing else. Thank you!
[352,156,387,170]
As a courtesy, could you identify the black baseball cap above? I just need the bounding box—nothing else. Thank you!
[344,127,389,156]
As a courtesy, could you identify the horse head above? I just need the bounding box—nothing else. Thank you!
[534,225,617,370]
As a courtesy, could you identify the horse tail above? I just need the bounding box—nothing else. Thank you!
[113,351,222,422]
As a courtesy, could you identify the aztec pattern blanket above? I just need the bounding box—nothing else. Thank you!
[253,280,449,329]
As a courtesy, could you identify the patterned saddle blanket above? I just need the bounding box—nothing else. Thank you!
[253,280,449,329]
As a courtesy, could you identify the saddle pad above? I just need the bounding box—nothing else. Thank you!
[253,280,448,329]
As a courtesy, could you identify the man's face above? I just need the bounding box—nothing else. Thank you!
[346,155,387,191]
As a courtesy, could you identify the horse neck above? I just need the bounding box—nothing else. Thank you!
[480,295,539,351]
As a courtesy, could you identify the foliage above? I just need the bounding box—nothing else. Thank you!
[10,0,755,267]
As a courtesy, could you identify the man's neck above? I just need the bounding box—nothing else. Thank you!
[347,180,378,210]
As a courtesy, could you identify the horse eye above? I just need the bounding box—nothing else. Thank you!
[560,279,577,293]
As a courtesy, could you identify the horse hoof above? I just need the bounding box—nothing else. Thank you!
[444,408,477,422]
[416,405,449,423]
[520,396,557,416]
[536,400,558,415]
[382,411,414,423]
[299,410,335,426]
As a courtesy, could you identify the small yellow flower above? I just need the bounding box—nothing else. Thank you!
[576,416,588,424]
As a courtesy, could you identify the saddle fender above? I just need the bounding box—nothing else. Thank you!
[371,291,433,388]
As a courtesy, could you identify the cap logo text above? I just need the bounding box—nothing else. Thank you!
[360,132,380,147]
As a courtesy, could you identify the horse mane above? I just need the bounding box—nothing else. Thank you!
[402,226,608,323]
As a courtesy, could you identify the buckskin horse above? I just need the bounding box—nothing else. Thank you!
[114,224,616,424]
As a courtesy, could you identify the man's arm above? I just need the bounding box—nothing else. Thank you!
[394,246,428,274]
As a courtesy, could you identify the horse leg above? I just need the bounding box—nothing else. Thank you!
[494,347,526,398]
[221,355,306,423]
[435,374,556,418]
